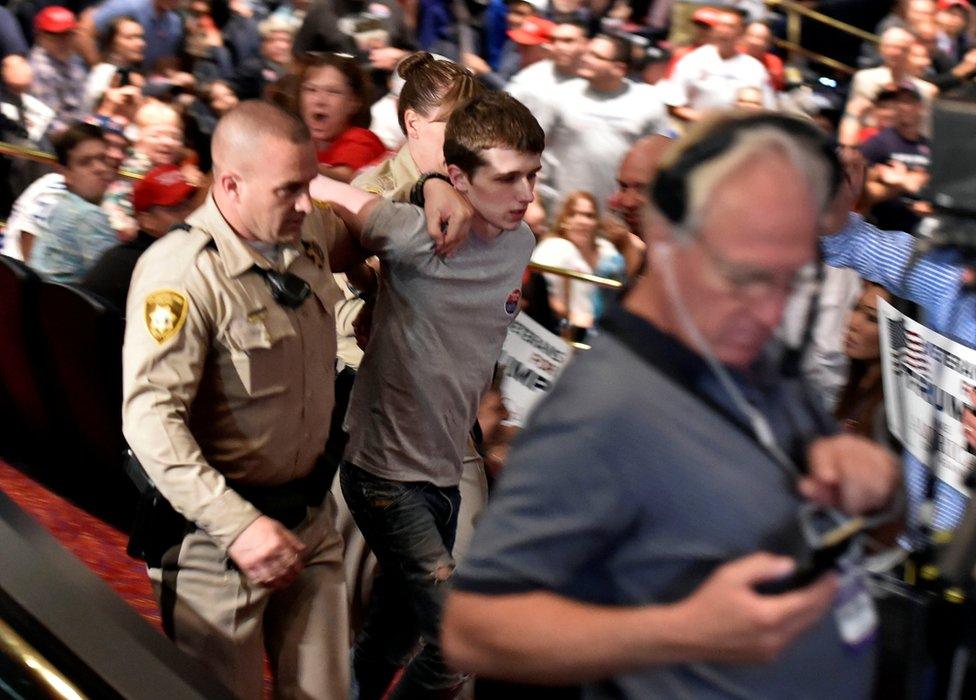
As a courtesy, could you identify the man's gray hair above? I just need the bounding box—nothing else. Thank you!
[675,125,832,239]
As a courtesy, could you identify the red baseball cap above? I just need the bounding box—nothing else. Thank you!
[133,165,199,213]
[508,15,555,46]
[34,6,77,34]
[691,6,721,26]
[938,0,971,11]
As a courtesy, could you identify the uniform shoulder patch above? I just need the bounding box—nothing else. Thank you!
[144,289,189,344]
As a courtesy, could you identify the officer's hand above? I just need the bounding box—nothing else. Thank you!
[227,515,306,589]
[800,435,901,515]
[422,178,473,257]
[352,302,373,350]
[674,553,838,664]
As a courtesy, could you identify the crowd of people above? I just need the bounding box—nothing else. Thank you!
[2,0,976,696]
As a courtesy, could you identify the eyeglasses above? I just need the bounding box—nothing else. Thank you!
[695,235,810,301]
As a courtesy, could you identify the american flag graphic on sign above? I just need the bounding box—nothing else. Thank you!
[903,329,930,377]
[887,317,930,380]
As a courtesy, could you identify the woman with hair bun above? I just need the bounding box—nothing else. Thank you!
[353,51,482,199]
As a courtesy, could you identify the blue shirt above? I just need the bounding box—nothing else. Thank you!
[822,214,973,532]
[30,191,118,284]
[0,5,27,57]
[93,0,183,71]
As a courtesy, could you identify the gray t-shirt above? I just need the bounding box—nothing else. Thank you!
[343,200,535,487]
[453,310,875,699]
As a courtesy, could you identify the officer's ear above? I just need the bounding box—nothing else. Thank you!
[218,171,242,203]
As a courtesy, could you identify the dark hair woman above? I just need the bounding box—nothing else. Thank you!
[293,52,387,182]
[835,281,894,443]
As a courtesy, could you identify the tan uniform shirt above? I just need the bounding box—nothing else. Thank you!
[351,145,421,202]
[122,194,346,550]
[337,145,422,369]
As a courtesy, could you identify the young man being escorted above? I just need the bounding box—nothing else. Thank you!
[337,91,542,699]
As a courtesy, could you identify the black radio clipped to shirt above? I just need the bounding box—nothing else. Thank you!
[252,265,311,309]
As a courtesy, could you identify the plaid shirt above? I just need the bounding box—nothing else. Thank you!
[28,46,89,136]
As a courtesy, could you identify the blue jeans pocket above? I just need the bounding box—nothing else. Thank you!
[360,479,413,511]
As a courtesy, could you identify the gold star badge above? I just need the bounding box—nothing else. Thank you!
[301,240,326,269]
[144,289,189,344]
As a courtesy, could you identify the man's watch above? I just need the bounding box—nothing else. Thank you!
[409,173,452,208]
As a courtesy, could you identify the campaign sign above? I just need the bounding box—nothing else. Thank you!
[879,298,976,496]
[498,314,572,427]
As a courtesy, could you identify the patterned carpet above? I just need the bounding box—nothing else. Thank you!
[0,459,161,630]
[0,460,288,696]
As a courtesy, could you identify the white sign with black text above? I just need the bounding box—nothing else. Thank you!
[498,314,572,428]
[879,298,976,496]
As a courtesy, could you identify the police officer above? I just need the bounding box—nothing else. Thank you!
[122,100,469,699]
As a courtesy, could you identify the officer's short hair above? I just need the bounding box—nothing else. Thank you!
[52,122,106,166]
[216,100,310,147]
[443,92,544,178]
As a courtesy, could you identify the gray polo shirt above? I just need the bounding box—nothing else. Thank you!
[343,200,535,487]
[453,306,875,699]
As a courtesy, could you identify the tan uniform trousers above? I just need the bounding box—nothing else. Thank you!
[149,495,349,700]
[334,437,489,638]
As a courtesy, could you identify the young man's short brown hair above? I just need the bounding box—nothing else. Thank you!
[444,92,544,178]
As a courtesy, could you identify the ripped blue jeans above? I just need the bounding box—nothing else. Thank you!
[339,461,464,699]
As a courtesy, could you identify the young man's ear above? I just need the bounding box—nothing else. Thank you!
[447,163,470,193]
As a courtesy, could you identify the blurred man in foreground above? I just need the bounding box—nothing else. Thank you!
[443,113,901,697]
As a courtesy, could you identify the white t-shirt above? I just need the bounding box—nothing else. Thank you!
[531,235,619,329]
[663,44,774,114]
[508,60,578,194]
[539,78,669,209]
[83,63,119,113]
[369,93,405,152]
[0,93,55,144]
[507,59,576,124]
[2,173,66,260]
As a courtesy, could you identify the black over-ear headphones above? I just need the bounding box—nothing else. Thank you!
[650,113,842,226]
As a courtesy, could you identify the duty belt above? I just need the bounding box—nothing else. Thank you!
[125,453,337,566]
[230,463,334,529]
